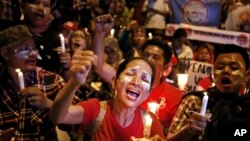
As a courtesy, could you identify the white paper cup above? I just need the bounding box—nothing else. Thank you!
[177,73,189,91]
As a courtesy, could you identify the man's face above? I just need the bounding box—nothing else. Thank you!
[22,0,51,28]
[214,53,247,94]
[142,45,165,69]
[142,45,165,87]
[3,38,38,73]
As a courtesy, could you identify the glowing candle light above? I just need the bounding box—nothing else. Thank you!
[148,32,153,39]
[200,92,208,116]
[15,69,25,90]
[144,115,152,137]
[59,34,65,53]
[147,102,160,115]
[110,29,115,38]
[177,73,189,91]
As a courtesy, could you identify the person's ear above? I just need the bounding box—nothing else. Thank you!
[244,69,250,84]
[162,62,173,77]
[111,76,115,86]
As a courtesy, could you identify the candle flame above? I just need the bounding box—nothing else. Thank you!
[15,68,21,73]
[204,91,207,96]
[59,34,64,39]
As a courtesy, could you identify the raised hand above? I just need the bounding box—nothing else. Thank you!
[69,50,96,86]
[94,14,114,34]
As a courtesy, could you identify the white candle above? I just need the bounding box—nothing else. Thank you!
[144,115,152,137]
[59,34,65,53]
[110,29,115,38]
[200,92,208,116]
[15,69,25,90]
[147,102,160,115]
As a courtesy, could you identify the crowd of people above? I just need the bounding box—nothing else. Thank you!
[0,0,250,141]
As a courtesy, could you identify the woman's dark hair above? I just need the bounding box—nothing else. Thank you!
[214,44,250,70]
[141,38,173,64]
[115,57,155,90]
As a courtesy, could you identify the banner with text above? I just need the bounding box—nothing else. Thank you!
[166,23,250,48]
[183,60,213,92]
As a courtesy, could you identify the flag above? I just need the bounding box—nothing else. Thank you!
[169,0,222,27]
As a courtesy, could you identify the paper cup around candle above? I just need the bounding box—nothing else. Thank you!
[177,73,189,91]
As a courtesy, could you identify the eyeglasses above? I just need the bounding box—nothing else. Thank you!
[14,46,38,56]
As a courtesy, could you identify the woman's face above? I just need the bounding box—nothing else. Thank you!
[132,30,146,49]
[195,47,211,63]
[114,59,153,108]
[70,30,87,51]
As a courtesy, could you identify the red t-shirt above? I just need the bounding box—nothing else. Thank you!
[140,81,183,129]
[77,99,164,141]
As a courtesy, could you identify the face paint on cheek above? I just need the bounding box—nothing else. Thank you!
[214,70,222,84]
[120,74,133,83]
[142,81,151,92]
[232,70,244,78]
[142,71,152,92]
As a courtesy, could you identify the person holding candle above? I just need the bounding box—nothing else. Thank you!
[165,44,250,141]
[49,55,165,140]
[92,14,183,136]
[59,29,92,81]
[0,24,67,140]
[49,14,164,141]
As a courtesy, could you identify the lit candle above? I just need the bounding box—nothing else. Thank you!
[148,32,153,39]
[15,69,25,90]
[110,29,115,38]
[144,115,152,138]
[200,92,208,116]
[147,102,160,115]
[59,34,65,53]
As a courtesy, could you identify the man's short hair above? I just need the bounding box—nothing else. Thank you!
[141,38,173,64]
[215,44,250,70]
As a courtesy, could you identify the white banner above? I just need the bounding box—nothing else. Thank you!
[165,23,250,48]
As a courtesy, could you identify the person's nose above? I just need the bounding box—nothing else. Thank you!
[29,49,38,57]
[146,55,155,64]
[130,74,142,87]
[222,65,231,75]
[36,3,46,10]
